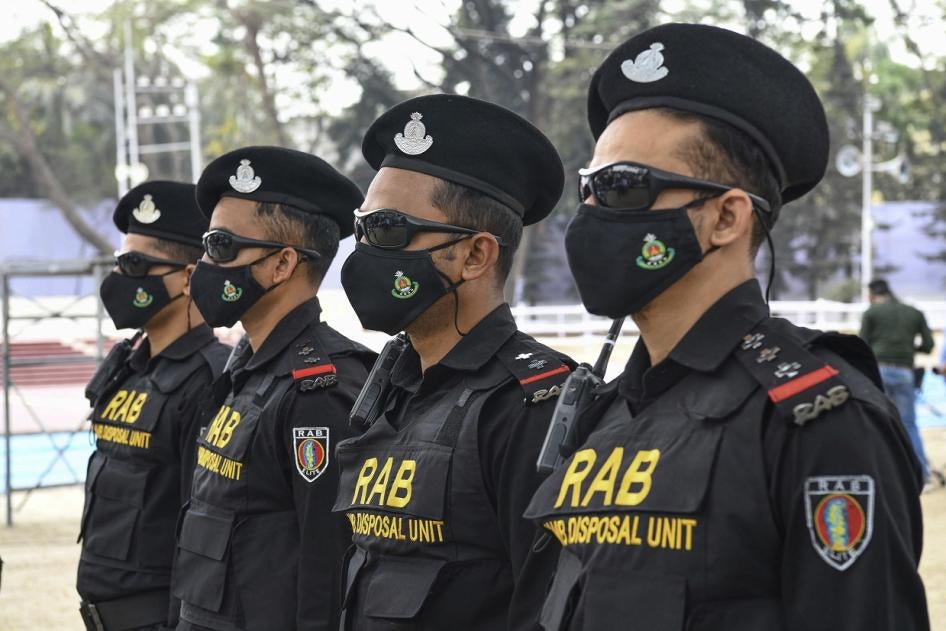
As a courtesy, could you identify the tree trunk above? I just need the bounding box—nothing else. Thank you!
[0,79,114,254]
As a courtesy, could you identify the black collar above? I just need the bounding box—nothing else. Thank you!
[130,324,216,372]
[243,297,323,373]
[391,303,518,390]
[619,279,769,407]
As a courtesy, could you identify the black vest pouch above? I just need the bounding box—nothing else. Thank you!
[77,451,107,543]
[172,500,236,614]
[539,549,583,631]
[580,570,686,631]
[686,598,781,631]
[81,455,148,561]
[363,556,447,620]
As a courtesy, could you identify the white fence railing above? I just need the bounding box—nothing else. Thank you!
[511,300,946,339]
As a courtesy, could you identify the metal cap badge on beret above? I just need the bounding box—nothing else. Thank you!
[113,180,207,247]
[362,94,564,226]
[587,23,829,205]
[195,146,364,238]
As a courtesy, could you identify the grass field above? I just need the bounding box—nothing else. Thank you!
[0,428,944,630]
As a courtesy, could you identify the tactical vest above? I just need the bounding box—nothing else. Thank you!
[79,345,219,571]
[174,326,356,631]
[524,318,879,631]
[333,333,571,631]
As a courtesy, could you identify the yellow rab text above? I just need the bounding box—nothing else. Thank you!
[555,447,661,509]
[351,457,416,509]
[99,390,148,424]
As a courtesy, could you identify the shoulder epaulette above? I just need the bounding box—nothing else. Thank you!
[733,322,850,426]
[289,336,338,392]
[496,335,573,405]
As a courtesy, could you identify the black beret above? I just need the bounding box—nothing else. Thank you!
[587,23,828,205]
[362,94,564,226]
[113,180,206,247]
[195,146,364,238]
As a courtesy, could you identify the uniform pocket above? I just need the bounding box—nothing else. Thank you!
[172,506,235,613]
[77,452,107,542]
[81,457,148,560]
[539,550,583,631]
[363,556,446,620]
[580,570,686,631]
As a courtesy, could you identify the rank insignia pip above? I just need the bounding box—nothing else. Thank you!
[294,427,329,483]
[804,475,874,571]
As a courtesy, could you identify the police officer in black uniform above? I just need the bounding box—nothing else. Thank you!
[334,94,575,631]
[79,181,231,631]
[173,147,375,631]
[523,23,929,631]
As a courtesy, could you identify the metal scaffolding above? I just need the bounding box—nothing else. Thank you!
[1,258,111,527]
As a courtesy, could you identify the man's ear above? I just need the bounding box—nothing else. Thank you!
[460,233,501,282]
[708,189,754,249]
[181,263,196,297]
[271,247,301,284]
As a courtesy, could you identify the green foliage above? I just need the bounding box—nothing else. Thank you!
[5,0,946,298]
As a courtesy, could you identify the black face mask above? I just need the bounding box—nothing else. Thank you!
[99,270,181,330]
[190,251,282,328]
[340,241,464,335]
[565,200,716,318]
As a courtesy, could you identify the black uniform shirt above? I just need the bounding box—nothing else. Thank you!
[334,304,574,631]
[78,325,229,609]
[524,280,929,631]
[174,298,374,631]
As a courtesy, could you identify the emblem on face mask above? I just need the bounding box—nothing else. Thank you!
[394,112,434,156]
[391,271,420,299]
[221,280,244,302]
[636,234,675,270]
[229,159,262,193]
[133,287,153,308]
[621,42,669,83]
[132,194,161,224]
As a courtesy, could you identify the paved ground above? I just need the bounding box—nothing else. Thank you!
[0,429,944,630]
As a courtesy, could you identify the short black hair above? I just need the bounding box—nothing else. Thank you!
[152,238,203,265]
[429,180,523,285]
[869,279,891,296]
[660,107,783,253]
[255,202,340,284]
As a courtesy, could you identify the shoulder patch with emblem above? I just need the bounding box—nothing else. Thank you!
[733,323,850,426]
[804,475,874,571]
[497,336,572,405]
[290,338,337,392]
[293,427,329,482]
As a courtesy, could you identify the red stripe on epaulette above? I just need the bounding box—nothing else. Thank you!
[292,364,336,380]
[768,365,839,403]
[519,364,570,386]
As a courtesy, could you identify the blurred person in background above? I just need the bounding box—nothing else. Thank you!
[78,181,231,631]
[861,278,935,488]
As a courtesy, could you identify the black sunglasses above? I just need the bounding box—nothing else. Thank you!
[353,208,506,250]
[114,251,187,278]
[202,229,321,263]
[578,161,771,213]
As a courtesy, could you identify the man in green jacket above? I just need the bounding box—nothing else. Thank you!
[860,278,934,484]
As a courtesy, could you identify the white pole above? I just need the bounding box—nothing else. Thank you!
[860,95,876,303]
[186,83,202,183]
[123,20,140,182]
[112,68,129,197]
